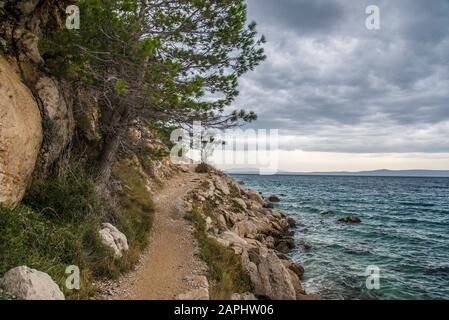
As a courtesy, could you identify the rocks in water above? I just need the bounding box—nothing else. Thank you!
[289,263,305,278]
[0,56,43,207]
[268,195,281,202]
[320,209,335,216]
[275,238,295,253]
[287,217,297,227]
[338,216,362,224]
[0,266,64,300]
[263,201,274,209]
[299,243,312,252]
[99,223,129,258]
[187,166,310,300]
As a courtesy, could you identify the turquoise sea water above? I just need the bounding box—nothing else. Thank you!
[231,174,449,300]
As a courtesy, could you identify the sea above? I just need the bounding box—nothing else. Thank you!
[230,174,449,300]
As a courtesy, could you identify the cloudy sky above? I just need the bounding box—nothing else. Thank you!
[220,0,449,172]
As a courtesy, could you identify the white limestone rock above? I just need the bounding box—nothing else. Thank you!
[99,223,129,258]
[0,266,64,300]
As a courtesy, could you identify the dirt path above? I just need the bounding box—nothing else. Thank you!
[96,169,208,300]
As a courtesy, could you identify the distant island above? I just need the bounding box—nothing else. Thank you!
[225,169,449,177]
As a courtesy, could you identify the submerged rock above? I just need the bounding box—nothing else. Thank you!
[0,266,64,300]
[320,209,335,216]
[268,195,281,202]
[287,217,297,227]
[338,216,362,224]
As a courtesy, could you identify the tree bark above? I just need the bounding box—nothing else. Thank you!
[96,131,121,186]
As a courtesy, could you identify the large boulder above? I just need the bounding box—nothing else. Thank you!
[99,223,129,258]
[233,220,259,239]
[241,246,305,300]
[35,77,75,172]
[275,237,295,253]
[214,175,230,195]
[0,56,42,207]
[0,266,65,300]
[246,190,264,205]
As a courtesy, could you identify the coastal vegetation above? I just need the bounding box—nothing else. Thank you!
[0,0,264,299]
[186,206,252,300]
[41,0,264,184]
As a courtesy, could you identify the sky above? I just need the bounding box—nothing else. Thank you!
[216,0,449,172]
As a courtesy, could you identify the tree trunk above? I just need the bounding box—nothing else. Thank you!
[96,131,121,186]
[96,101,130,186]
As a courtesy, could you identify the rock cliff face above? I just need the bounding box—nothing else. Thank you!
[187,169,311,300]
[0,0,72,206]
[0,56,42,207]
[35,76,75,174]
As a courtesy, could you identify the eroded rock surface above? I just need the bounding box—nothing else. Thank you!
[0,56,42,207]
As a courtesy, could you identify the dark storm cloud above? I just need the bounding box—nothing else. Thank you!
[246,0,345,35]
[238,0,449,153]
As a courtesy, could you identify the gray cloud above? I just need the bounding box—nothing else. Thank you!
[237,0,449,153]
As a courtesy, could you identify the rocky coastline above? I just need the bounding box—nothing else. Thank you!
[185,167,317,300]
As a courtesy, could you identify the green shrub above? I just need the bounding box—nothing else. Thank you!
[186,208,252,300]
[0,204,109,299]
[137,145,169,161]
[195,162,211,174]
[0,165,120,299]
[24,164,105,224]
[112,159,154,269]
[0,160,155,299]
